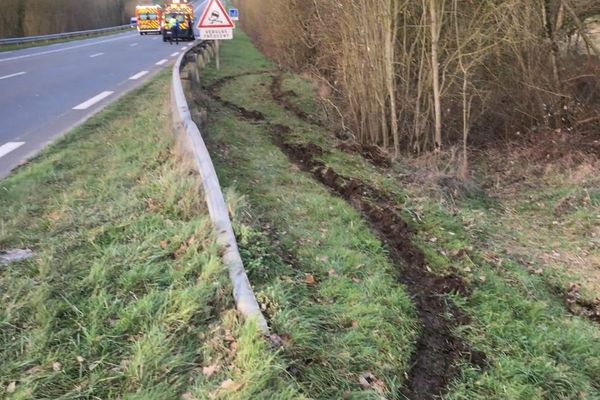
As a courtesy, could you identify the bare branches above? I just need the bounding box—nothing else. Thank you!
[235,0,600,156]
[0,0,137,38]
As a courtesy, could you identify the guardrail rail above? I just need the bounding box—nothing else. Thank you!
[171,41,270,334]
[0,24,132,46]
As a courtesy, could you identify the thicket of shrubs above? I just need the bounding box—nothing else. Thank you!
[234,0,600,164]
[0,0,137,39]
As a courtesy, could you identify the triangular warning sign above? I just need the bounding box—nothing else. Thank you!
[198,0,234,29]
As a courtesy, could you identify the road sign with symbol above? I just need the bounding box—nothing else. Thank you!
[229,8,239,21]
[197,0,234,40]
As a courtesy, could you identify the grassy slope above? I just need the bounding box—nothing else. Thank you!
[276,76,600,399]
[194,32,600,399]
[0,72,296,399]
[197,34,418,398]
[470,152,600,297]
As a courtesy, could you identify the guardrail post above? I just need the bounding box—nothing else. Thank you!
[196,52,206,70]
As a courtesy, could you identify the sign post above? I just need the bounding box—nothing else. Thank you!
[216,40,220,70]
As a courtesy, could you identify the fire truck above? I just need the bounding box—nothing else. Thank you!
[162,0,195,42]
[135,5,162,35]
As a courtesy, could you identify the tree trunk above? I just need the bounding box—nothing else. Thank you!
[429,0,443,151]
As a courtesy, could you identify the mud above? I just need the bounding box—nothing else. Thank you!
[270,74,394,171]
[270,74,324,127]
[269,126,486,399]
[204,76,266,121]
[336,142,392,169]
[205,70,274,94]
[565,283,600,323]
[205,73,486,400]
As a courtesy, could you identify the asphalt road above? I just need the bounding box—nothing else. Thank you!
[0,1,208,179]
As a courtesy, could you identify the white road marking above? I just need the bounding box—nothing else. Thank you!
[156,59,168,65]
[170,52,180,57]
[130,42,139,47]
[0,33,135,63]
[152,37,159,40]
[73,91,114,110]
[129,70,149,80]
[181,46,188,50]
[0,71,26,80]
[89,52,104,58]
[0,142,25,159]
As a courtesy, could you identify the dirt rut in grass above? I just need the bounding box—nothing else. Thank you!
[270,74,392,169]
[204,73,486,399]
[269,126,486,399]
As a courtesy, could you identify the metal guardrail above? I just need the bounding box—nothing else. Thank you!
[171,41,270,334]
[0,24,132,46]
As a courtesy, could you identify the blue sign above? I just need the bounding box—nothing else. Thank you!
[228,8,239,21]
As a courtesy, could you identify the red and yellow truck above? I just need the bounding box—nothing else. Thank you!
[161,1,195,42]
[135,5,162,35]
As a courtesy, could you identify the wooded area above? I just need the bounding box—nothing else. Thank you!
[0,0,137,38]
[234,0,600,166]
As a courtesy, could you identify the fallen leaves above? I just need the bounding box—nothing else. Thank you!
[218,379,242,392]
[175,242,189,259]
[224,330,235,343]
[7,381,16,393]
[202,364,221,378]
[145,198,160,212]
[52,362,62,372]
[565,283,600,322]
[358,372,386,394]
[532,268,544,275]
[305,273,316,285]
[219,379,236,389]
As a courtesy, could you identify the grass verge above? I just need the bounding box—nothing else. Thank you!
[190,31,600,399]
[192,33,419,399]
[0,71,297,399]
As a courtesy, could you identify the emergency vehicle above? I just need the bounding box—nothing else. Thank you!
[162,0,195,42]
[135,5,162,35]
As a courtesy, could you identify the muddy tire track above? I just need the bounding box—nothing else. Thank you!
[565,283,600,323]
[270,74,325,127]
[202,73,486,399]
[269,125,486,399]
[336,142,392,169]
[270,74,392,170]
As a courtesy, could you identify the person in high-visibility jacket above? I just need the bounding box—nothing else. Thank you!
[168,16,181,45]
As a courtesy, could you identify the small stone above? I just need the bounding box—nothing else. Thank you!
[0,249,34,266]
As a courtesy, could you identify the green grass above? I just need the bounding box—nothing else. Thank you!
[197,32,418,399]
[0,71,299,399]
[192,31,600,399]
